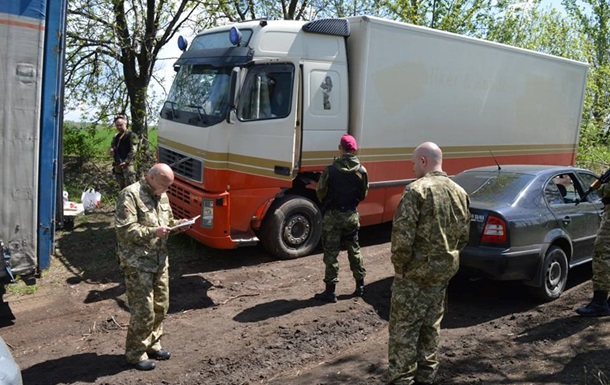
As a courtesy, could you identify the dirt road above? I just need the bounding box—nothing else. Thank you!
[1,207,609,385]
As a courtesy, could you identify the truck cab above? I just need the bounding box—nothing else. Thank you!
[158,19,350,258]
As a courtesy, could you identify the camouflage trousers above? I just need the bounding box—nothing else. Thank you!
[387,277,446,385]
[123,265,169,364]
[321,210,366,284]
[593,212,610,291]
[114,164,137,190]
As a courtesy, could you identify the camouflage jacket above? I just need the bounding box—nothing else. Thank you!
[115,178,179,272]
[391,171,470,287]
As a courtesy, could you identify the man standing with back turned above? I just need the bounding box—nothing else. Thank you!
[115,163,188,370]
[314,133,369,303]
[387,142,470,385]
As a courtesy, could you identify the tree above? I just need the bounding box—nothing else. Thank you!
[214,0,384,22]
[65,0,207,140]
[381,0,497,33]
[563,0,610,134]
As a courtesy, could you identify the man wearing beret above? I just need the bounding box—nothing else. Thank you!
[314,133,369,302]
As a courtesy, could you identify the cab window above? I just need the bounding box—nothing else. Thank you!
[238,64,294,121]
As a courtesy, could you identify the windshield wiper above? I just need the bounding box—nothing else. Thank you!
[187,104,208,123]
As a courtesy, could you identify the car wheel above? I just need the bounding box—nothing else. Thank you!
[259,195,322,260]
[534,246,568,301]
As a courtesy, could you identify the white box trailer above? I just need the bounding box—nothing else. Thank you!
[347,16,586,177]
[157,15,587,259]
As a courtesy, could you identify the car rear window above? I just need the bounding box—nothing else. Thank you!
[453,171,535,205]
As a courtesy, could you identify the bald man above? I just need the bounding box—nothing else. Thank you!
[387,142,470,385]
[115,163,188,371]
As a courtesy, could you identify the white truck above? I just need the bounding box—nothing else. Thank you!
[0,0,67,301]
[157,15,588,259]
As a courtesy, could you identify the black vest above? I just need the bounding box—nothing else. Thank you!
[111,131,135,162]
[324,165,364,212]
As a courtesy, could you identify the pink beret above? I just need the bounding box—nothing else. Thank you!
[340,134,357,152]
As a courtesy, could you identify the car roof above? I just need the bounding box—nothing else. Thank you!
[458,164,591,175]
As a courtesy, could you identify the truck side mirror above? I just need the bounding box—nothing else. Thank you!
[226,67,241,124]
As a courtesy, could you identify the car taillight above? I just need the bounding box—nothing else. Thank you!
[480,215,507,244]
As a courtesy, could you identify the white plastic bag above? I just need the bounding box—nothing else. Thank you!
[81,188,101,211]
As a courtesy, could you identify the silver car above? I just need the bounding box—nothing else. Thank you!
[453,165,603,301]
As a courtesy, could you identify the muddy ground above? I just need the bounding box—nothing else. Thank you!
[2,204,610,385]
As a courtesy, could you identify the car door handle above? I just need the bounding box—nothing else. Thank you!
[562,216,571,226]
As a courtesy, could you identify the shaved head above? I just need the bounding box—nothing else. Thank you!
[146,163,175,196]
[412,142,443,178]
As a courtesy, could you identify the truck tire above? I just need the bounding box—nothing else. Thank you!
[260,195,322,259]
[533,246,568,302]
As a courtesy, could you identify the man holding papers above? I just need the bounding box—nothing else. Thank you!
[115,163,192,371]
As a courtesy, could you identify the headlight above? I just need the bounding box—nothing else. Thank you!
[201,199,214,228]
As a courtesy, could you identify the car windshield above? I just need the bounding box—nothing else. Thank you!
[453,171,535,205]
[163,64,232,127]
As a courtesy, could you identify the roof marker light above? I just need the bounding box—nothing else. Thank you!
[229,26,242,46]
[177,36,188,51]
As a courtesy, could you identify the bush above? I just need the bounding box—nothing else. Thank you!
[63,122,107,162]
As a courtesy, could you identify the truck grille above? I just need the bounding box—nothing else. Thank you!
[158,146,203,183]
[168,184,194,219]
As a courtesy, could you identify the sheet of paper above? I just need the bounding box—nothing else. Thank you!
[169,215,200,230]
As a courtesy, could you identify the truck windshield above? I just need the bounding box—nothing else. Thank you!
[162,64,231,127]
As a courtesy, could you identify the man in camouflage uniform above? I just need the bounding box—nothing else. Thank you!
[387,142,470,385]
[110,115,139,190]
[115,163,188,370]
[314,133,369,303]
[576,178,610,317]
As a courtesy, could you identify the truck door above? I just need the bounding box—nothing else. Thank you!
[231,63,298,180]
[301,61,348,135]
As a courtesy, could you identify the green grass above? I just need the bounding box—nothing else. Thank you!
[6,279,38,296]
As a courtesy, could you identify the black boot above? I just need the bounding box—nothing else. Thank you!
[314,283,337,303]
[353,279,365,297]
[576,290,610,317]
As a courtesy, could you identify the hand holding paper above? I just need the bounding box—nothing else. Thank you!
[170,215,200,231]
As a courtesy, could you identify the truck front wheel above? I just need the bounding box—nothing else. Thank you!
[260,195,322,259]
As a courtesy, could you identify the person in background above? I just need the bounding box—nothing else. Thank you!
[115,163,188,371]
[314,133,368,303]
[575,176,610,317]
[387,142,470,385]
[110,115,138,190]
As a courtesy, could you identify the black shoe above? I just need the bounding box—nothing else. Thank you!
[314,290,337,303]
[148,349,171,360]
[314,283,337,303]
[576,302,610,317]
[133,359,156,371]
[353,279,365,297]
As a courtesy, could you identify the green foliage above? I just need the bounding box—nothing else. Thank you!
[65,0,205,138]
[563,0,610,130]
[6,279,38,296]
[63,122,109,161]
[62,122,159,204]
[577,122,610,173]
